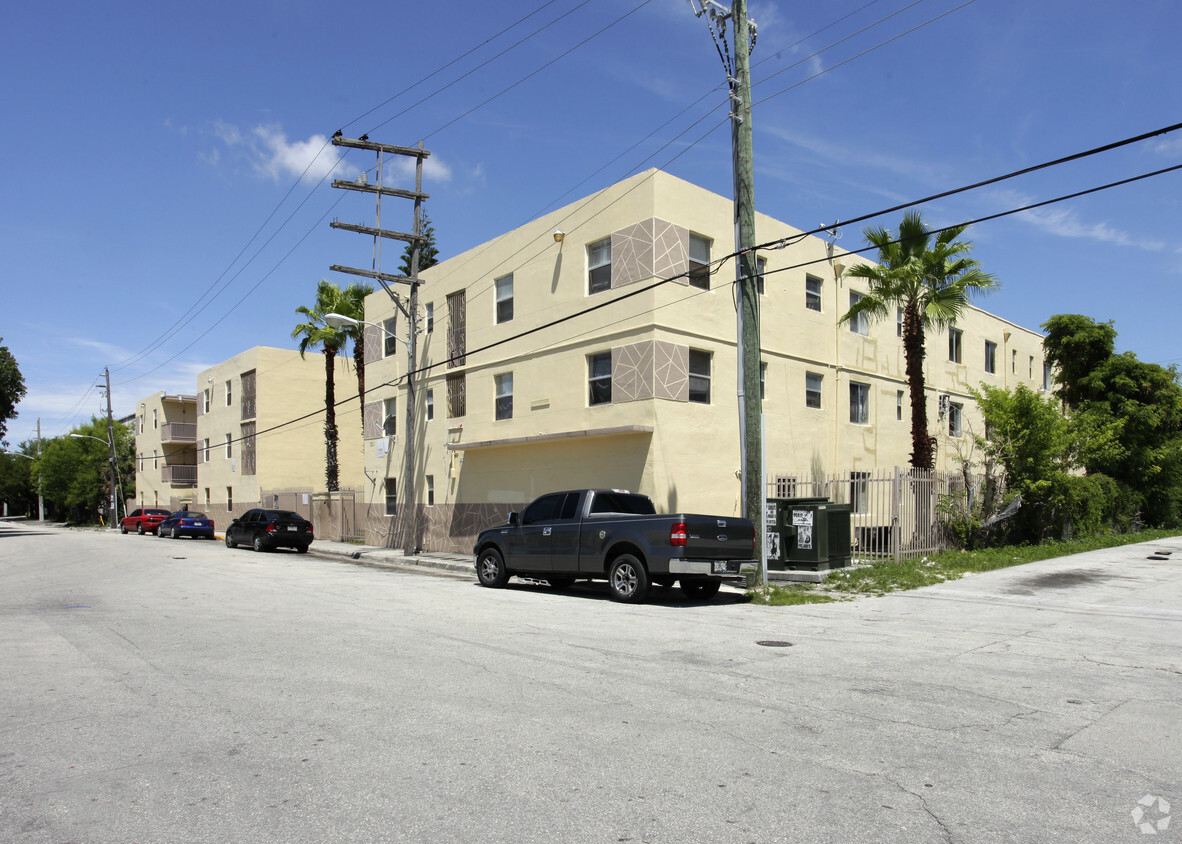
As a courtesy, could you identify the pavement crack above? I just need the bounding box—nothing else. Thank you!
[887,778,954,843]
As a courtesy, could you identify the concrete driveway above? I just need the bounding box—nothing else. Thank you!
[0,524,1178,842]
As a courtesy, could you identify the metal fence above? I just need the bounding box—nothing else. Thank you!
[767,467,966,561]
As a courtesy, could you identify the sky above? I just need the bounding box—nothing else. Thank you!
[2,0,1180,448]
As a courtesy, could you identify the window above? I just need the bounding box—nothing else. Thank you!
[153,449,158,470]
[494,373,513,420]
[949,328,963,363]
[203,389,210,414]
[447,373,466,418]
[383,397,397,437]
[949,402,963,437]
[384,317,399,358]
[805,275,822,312]
[203,438,210,463]
[774,476,797,498]
[1013,349,1018,374]
[385,478,397,516]
[688,234,711,290]
[985,341,997,374]
[849,292,869,335]
[205,488,210,508]
[446,290,466,367]
[589,491,654,516]
[1043,362,1052,391]
[152,409,158,429]
[225,379,232,406]
[688,349,711,404]
[226,487,233,513]
[850,382,870,424]
[897,390,904,421]
[897,307,904,338]
[494,274,514,324]
[138,415,143,434]
[588,237,611,294]
[759,362,767,401]
[755,255,766,295]
[806,373,822,409]
[588,352,612,406]
[224,433,232,459]
[426,475,435,507]
[425,302,434,334]
[850,472,870,514]
[1029,355,1034,380]
[426,389,434,421]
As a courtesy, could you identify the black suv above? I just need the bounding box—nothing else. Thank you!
[225,508,314,553]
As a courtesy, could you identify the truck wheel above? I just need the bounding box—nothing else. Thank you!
[608,554,649,603]
[476,548,509,588]
[681,579,721,600]
[137,524,145,535]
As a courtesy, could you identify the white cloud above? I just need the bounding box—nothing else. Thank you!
[383,154,453,188]
[1016,206,1166,251]
[211,121,355,183]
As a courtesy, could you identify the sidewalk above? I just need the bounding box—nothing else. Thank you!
[305,537,476,579]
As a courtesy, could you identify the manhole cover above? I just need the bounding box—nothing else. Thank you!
[756,640,793,648]
[1148,555,1170,561]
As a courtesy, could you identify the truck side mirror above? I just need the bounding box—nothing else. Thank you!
[507,511,519,527]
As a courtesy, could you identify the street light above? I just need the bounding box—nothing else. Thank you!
[323,313,408,347]
[70,433,122,529]
[1,450,43,521]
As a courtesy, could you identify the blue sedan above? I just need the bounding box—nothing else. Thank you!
[158,510,216,540]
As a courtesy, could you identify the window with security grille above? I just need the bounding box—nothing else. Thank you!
[588,238,611,294]
[447,291,466,367]
[447,373,465,418]
[588,352,611,406]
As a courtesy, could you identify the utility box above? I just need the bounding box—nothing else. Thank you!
[765,497,852,571]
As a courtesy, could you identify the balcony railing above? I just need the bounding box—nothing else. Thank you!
[161,464,198,485]
[160,422,197,443]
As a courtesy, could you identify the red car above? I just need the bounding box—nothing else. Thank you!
[120,508,171,535]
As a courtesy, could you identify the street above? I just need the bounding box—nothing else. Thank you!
[1,524,1179,843]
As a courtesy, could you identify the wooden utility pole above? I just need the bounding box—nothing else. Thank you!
[690,0,763,583]
[331,136,430,555]
[102,367,119,528]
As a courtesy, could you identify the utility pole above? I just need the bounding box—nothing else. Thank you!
[36,418,44,521]
[690,0,764,583]
[330,136,430,555]
[102,368,119,528]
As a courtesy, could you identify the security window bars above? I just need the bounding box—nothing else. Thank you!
[241,422,256,476]
[688,234,711,290]
[849,292,869,335]
[688,349,711,404]
[588,238,611,294]
[805,275,822,312]
[774,475,797,498]
[446,290,466,367]
[588,352,612,406]
[806,372,822,409]
[495,373,513,420]
[850,382,870,424]
[447,373,466,418]
[949,328,963,363]
[495,274,514,324]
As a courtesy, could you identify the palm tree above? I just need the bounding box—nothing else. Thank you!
[339,283,375,424]
[841,211,998,469]
[292,280,354,492]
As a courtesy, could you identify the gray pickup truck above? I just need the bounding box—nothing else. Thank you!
[473,489,755,603]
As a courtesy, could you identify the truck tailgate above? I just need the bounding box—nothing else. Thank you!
[679,514,753,558]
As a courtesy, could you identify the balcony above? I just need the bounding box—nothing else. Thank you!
[161,464,198,486]
[160,422,197,443]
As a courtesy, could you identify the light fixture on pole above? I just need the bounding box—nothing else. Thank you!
[70,433,121,529]
[324,313,407,347]
[552,229,565,243]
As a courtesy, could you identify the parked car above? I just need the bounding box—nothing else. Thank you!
[120,507,171,535]
[158,510,216,540]
[224,508,314,553]
[473,489,755,603]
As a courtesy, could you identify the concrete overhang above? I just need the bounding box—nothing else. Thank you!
[445,425,653,452]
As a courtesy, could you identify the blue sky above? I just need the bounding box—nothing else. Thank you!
[3,0,1180,446]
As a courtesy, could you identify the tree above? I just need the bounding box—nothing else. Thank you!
[0,339,27,444]
[340,283,375,425]
[37,418,134,524]
[292,280,355,492]
[398,208,439,277]
[1041,314,1116,409]
[842,211,998,469]
[0,445,34,517]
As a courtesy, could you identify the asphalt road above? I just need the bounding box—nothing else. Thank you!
[1,524,1179,843]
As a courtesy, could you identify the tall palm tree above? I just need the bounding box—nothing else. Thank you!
[292,280,353,492]
[841,211,998,469]
[339,283,375,425]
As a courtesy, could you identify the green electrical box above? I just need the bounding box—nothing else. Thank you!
[765,497,852,571]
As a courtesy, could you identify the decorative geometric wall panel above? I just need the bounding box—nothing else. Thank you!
[654,341,689,401]
[611,218,689,288]
[613,342,656,403]
[362,401,383,440]
[364,325,382,370]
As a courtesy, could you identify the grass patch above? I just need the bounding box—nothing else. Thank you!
[761,528,1182,600]
[743,584,838,606]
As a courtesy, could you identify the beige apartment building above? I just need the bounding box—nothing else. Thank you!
[359,169,1048,552]
[133,392,198,511]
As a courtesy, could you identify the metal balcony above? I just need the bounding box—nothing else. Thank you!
[160,423,197,443]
